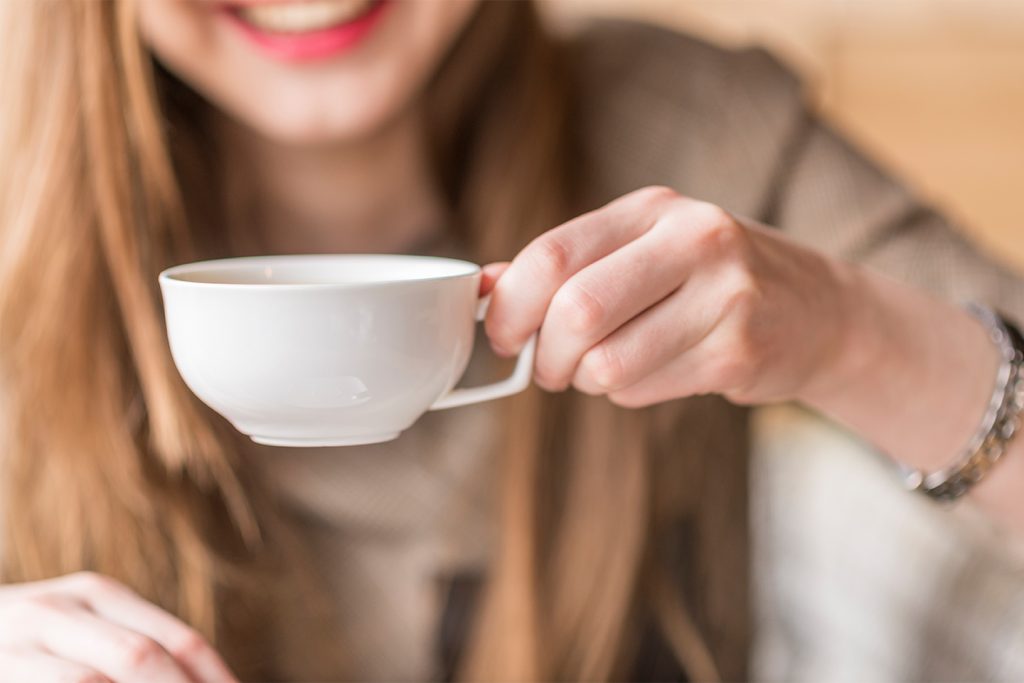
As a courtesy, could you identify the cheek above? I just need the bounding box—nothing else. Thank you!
[137,0,480,145]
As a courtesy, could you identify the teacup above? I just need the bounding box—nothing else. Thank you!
[158,254,535,447]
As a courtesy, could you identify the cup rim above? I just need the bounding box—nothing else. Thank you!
[158,254,481,291]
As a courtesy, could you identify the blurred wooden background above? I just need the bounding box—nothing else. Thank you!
[548,1,1024,269]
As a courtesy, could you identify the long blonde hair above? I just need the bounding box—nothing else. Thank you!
[0,1,723,680]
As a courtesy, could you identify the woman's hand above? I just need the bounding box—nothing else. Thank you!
[486,185,1024,531]
[0,572,237,683]
[486,185,1006,501]
[485,186,859,407]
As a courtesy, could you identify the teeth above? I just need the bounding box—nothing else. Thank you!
[238,0,375,34]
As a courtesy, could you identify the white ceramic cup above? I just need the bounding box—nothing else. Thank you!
[158,254,535,447]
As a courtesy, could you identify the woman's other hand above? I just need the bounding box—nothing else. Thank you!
[0,572,237,683]
[484,185,861,407]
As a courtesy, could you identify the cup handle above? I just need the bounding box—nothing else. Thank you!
[429,295,536,411]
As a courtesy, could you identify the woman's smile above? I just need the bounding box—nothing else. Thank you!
[136,0,476,142]
[221,0,391,62]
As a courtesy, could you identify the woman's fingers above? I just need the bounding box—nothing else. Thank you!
[0,572,237,683]
[2,593,194,683]
[532,217,695,390]
[0,647,111,683]
[67,573,236,683]
[569,274,724,396]
[488,187,754,396]
[489,186,851,410]
[486,186,676,354]
[604,313,765,408]
[603,345,722,408]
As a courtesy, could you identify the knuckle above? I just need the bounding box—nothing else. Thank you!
[713,219,749,256]
[116,634,167,672]
[723,271,762,316]
[629,185,679,208]
[528,233,573,281]
[168,629,210,664]
[686,206,746,256]
[68,571,120,597]
[551,283,606,336]
[689,200,732,226]
[579,344,625,391]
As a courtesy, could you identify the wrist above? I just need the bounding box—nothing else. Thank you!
[797,260,1002,472]
[797,258,887,407]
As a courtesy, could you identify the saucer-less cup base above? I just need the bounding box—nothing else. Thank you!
[159,255,535,447]
[250,433,401,447]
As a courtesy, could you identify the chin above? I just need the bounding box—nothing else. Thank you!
[243,102,397,147]
[216,74,404,146]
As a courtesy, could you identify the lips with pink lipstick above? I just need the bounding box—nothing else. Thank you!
[222,0,390,62]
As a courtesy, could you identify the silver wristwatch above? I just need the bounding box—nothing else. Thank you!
[900,304,1024,502]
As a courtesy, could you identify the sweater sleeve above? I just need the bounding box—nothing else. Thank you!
[767,113,1024,322]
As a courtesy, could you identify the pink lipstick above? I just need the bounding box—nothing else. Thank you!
[222,1,391,63]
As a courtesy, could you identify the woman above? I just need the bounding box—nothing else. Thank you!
[1,1,1023,681]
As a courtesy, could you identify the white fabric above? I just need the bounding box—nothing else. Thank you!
[751,404,1024,682]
